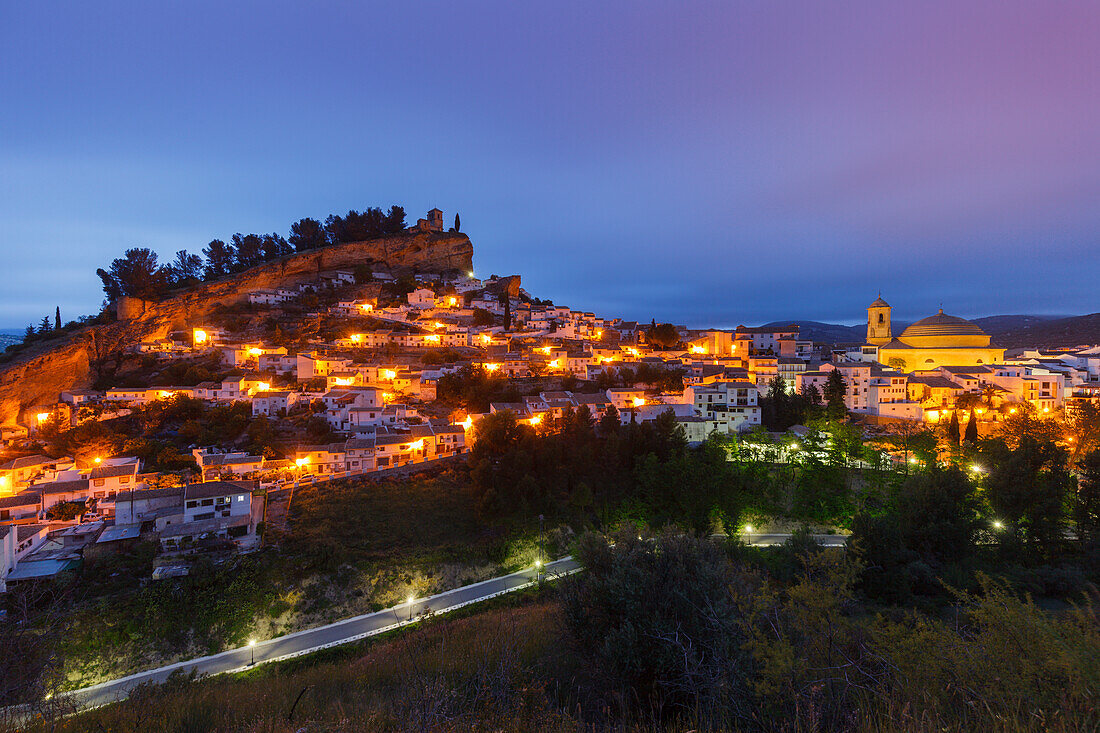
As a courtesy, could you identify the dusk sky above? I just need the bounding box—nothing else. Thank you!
[2,1,1098,329]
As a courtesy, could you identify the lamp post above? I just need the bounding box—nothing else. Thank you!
[407,594,416,621]
[248,638,256,666]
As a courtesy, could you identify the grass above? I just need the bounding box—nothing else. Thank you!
[34,594,578,733]
[50,469,558,691]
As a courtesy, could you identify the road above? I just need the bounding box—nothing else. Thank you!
[65,557,579,711]
[63,531,848,711]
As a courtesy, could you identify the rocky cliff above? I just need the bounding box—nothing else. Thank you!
[0,230,473,425]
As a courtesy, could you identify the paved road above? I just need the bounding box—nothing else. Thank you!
[63,531,849,711]
[66,557,578,711]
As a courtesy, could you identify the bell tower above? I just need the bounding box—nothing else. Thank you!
[867,295,891,346]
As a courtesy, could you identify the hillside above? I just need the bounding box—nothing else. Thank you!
[980,312,1100,349]
[0,230,472,425]
[765,313,1096,349]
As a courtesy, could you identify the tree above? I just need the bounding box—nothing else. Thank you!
[202,239,235,280]
[947,410,961,445]
[598,403,621,435]
[384,205,406,233]
[823,369,848,421]
[54,307,60,330]
[982,436,1074,555]
[645,322,681,349]
[964,408,978,444]
[561,531,748,716]
[231,233,265,271]
[288,217,328,251]
[37,316,51,334]
[1074,449,1100,543]
[169,249,204,286]
[23,324,35,342]
[97,247,170,300]
[260,233,291,260]
[453,212,461,232]
[472,307,495,326]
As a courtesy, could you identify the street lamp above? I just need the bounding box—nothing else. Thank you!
[248,638,256,666]
[534,558,543,583]
[407,594,416,621]
[992,520,1004,530]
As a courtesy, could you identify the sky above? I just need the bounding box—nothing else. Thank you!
[2,1,1099,330]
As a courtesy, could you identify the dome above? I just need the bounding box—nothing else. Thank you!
[899,309,987,339]
[869,296,890,308]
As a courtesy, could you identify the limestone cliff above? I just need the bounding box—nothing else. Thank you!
[0,230,473,425]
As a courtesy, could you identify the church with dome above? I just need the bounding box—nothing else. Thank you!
[865,296,1005,371]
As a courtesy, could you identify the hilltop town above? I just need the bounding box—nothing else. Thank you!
[1,208,1099,591]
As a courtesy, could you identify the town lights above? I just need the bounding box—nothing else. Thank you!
[483,363,499,373]
[256,382,270,392]
[632,397,646,408]
[193,329,207,344]
[360,303,373,312]
[249,638,256,665]
[94,457,102,464]
[971,464,983,474]
[481,334,491,344]
[1009,408,1017,414]
[462,416,473,430]
[295,457,310,467]
[248,347,262,356]
[411,439,425,450]
[992,520,1004,530]
[351,334,362,343]
[382,369,396,380]
[425,334,440,343]
[690,345,706,354]
[382,392,394,401]
[36,413,50,423]
[1043,407,1051,413]
[549,359,560,369]
[447,297,457,307]
[908,457,918,465]
[743,524,754,534]
[529,414,543,425]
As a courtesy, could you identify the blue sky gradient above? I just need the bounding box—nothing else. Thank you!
[2,1,1098,328]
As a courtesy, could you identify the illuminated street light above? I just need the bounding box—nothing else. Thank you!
[248,638,256,666]
[992,520,1004,530]
[407,594,416,621]
[971,464,983,474]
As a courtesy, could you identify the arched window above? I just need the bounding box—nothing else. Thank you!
[878,313,884,324]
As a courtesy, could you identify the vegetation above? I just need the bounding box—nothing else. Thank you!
[26,533,1100,732]
[95,204,410,300]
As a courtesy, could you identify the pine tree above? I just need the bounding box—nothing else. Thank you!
[54,306,61,330]
[454,212,461,232]
[948,410,961,445]
[964,408,978,444]
[38,316,51,334]
[23,324,35,342]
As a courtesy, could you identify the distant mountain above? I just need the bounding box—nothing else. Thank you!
[759,320,889,345]
[981,313,1100,349]
[762,314,1099,349]
[970,314,1068,336]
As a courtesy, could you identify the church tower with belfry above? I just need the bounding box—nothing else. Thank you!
[866,294,892,346]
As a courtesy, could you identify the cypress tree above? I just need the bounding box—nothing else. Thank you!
[964,408,978,444]
[55,306,61,330]
[948,410,961,445]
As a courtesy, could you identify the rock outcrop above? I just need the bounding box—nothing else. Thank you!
[0,230,472,425]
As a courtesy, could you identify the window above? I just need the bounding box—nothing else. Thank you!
[236,495,245,502]
[94,479,105,487]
